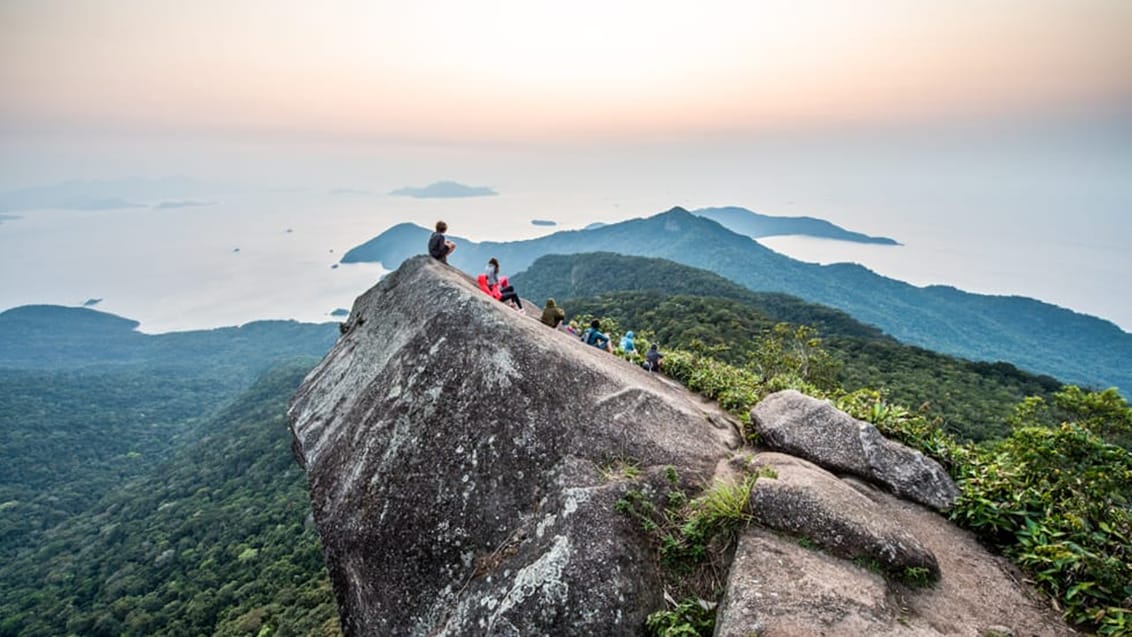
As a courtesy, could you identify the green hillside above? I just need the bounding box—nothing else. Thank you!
[0,306,337,559]
[515,253,1063,441]
[0,360,339,637]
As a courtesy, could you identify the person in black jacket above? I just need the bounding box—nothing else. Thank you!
[428,220,456,263]
[644,343,664,372]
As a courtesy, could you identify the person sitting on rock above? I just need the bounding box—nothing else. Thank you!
[619,330,636,359]
[541,298,565,328]
[485,258,502,291]
[581,319,612,352]
[428,220,456,263]
[643,343,664,372]
[497,276,523,310]
[476,272,502,300]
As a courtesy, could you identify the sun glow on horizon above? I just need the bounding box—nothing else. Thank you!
[1,0,1130,144]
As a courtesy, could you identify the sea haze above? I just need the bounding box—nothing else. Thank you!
[0,125,1129,334]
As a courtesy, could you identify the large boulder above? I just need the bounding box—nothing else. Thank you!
[745,452,939,577]
[289,256,742,636]
[751,390,959,510]
[716,484,1074,637]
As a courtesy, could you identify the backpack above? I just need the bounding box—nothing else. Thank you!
[580,327,593,343]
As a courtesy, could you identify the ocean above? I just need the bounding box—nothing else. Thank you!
[1,130,1129,334]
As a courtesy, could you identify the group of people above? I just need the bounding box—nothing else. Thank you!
[570,319,662,372]
[428,219,663,373]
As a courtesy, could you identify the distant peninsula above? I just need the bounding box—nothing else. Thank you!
[390,181,498,199]
[0,176,232,212]
[531,219,557,227]
[695,206,900,245]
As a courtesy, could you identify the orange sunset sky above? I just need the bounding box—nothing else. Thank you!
[2,0,1130,145]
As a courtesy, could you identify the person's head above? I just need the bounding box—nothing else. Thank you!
[626,331,634,338]
[590,319,600,329]
[488,257,499,269]
[649,343,658,351]
[435,220,447,233]
[545,298,556,308]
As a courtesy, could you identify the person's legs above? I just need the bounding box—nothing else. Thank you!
[500,287,522,309]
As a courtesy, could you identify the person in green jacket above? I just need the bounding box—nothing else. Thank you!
[541,298,565,328]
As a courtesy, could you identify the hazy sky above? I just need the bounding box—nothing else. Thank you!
[2,1,1130,333]
[3,0,1131,146]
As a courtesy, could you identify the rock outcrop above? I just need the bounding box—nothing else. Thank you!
[744,452,939,578]
[290,256,1071,636]
[289,256,741,635]
[751,389,960,510]
[717,479,1072,637]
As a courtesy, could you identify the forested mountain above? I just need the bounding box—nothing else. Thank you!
[0,306,340,635]
[514,253,1063,441]
[0,361,338,636]
[511,252,885,340]
[0,306,337,552]
[0,260,1127,634]
[341,208,1131,395]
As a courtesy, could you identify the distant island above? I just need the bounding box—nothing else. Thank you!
[389,181,498,199]
[531,219,557,227]
[154,200,215,210]
[330,308,349,317]
[583,222,607,230]
[0,214,19,224]
[82,298,102,307]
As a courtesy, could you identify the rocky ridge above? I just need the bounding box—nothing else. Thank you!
[289,255,1071,636]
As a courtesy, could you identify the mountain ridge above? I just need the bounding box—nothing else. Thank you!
[340,208,1131,395]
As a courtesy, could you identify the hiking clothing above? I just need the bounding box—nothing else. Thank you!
[541,299,565,328]
[428,232,451,263]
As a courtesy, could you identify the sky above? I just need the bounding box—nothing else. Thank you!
[1,0,1131,332]
[3,0,1130,146]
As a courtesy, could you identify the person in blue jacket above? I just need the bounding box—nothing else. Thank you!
[581,319,612,352]
[619,330,636,359]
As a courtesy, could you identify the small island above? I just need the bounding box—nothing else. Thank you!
[390,181,498,199]
[530,219,557,227]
